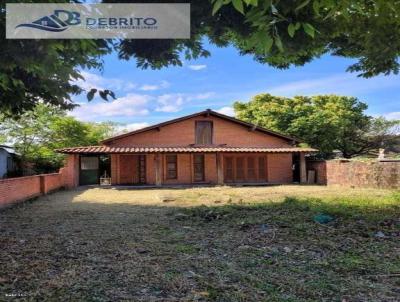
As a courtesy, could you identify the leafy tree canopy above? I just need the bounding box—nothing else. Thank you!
[1,0,400,114]
[234,94,400,158]
[0,1,111,116]
[0,103,117,173]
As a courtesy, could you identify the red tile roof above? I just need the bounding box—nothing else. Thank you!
[56,146,317,154]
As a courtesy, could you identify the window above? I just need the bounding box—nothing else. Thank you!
[193,154,205,182]
[166,155,177,179]
[80,156,99,170]
[195,121,213,145]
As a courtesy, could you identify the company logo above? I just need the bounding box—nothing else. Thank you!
[7,3,190,39]
[16,10,80,32]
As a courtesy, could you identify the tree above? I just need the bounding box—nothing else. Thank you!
[211,0,400,77]
[362,117,400,156]
[0,1,111,116]
[234,94,400,158]
[0,104,117,173]
[1,0,400,114]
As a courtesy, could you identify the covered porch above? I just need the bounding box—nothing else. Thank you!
[57,146,316,186]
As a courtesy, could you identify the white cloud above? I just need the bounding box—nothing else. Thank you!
[188,64,207,71]
[70,93,151,121]
[156,94,185,112]
[139,80,170,91]
[156,92,215,113]
[383,112,400,120]
[115,122,150,134]
[216,106,235,116]
[74,71,137,93]
[123,82,138,92]
[139,85,159,91]
[187,92,215,101]
[267,73,400,97]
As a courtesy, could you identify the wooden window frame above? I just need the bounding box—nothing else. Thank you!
[165,154,178,180]
[223,154,268,183]
[247,157,257,181]
[195,121,213,145]
[193,154,205,182]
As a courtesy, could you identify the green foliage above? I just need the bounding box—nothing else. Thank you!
[0,0,111,116]
[0,104,116,173]
[1,0,400,115]
[234,94,400,158]
[212,0,400,77]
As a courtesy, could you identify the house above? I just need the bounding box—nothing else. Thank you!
[0,145,19,178]
[57,109,316,187]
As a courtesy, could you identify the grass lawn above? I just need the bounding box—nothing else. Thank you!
[1,185,399,301]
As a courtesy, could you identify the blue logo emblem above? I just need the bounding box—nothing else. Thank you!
[16,10,80,32]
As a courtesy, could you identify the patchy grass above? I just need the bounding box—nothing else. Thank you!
[0,186,399,301]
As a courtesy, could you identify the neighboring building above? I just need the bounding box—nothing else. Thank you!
[57,109,316,186]
[0,145,19,179]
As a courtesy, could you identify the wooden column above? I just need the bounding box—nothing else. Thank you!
[216,153,224,185]
[300,153,307,184]
[155,154,162,186]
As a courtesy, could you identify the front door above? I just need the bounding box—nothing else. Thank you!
[223,155,267,183]
[80,156,99,185]
[193,154,205,182]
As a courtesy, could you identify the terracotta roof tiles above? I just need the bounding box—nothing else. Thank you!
[56,146,317,154]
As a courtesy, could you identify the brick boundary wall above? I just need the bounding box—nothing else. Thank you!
[326,160,400,189]
[41,173,64,194]
[0,155,78,208]
[0,175,42,208]
[307,159,400,189]
[306,160,327,185]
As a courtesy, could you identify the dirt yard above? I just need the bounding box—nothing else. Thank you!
[1,185,399,301]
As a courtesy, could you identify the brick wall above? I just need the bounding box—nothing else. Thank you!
[41,173,64,194]
[62,154,79,188]
[162,154,191,185]
[106,115,292,148]
[0,155,79,208]
[205,153,218,184]
[326,160,400,189]
[0,176,41,207]
[267,153,293,184]
[307,160,327,185]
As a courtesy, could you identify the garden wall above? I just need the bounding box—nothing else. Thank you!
[0,155,78,208]
[0,175,42,207]
[306,160,327,185]
[307,159,400,189]
[326,160,400,189]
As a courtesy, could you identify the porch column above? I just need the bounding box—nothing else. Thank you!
[63,154,79,188]
[300,153,307,184]
[155,154,162,186]
[216,153,224,185]
[110,154,119,185]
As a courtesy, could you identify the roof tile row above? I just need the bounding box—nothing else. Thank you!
[56,146,317,154]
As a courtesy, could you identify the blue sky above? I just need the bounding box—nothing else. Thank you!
[70,42,400,132]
